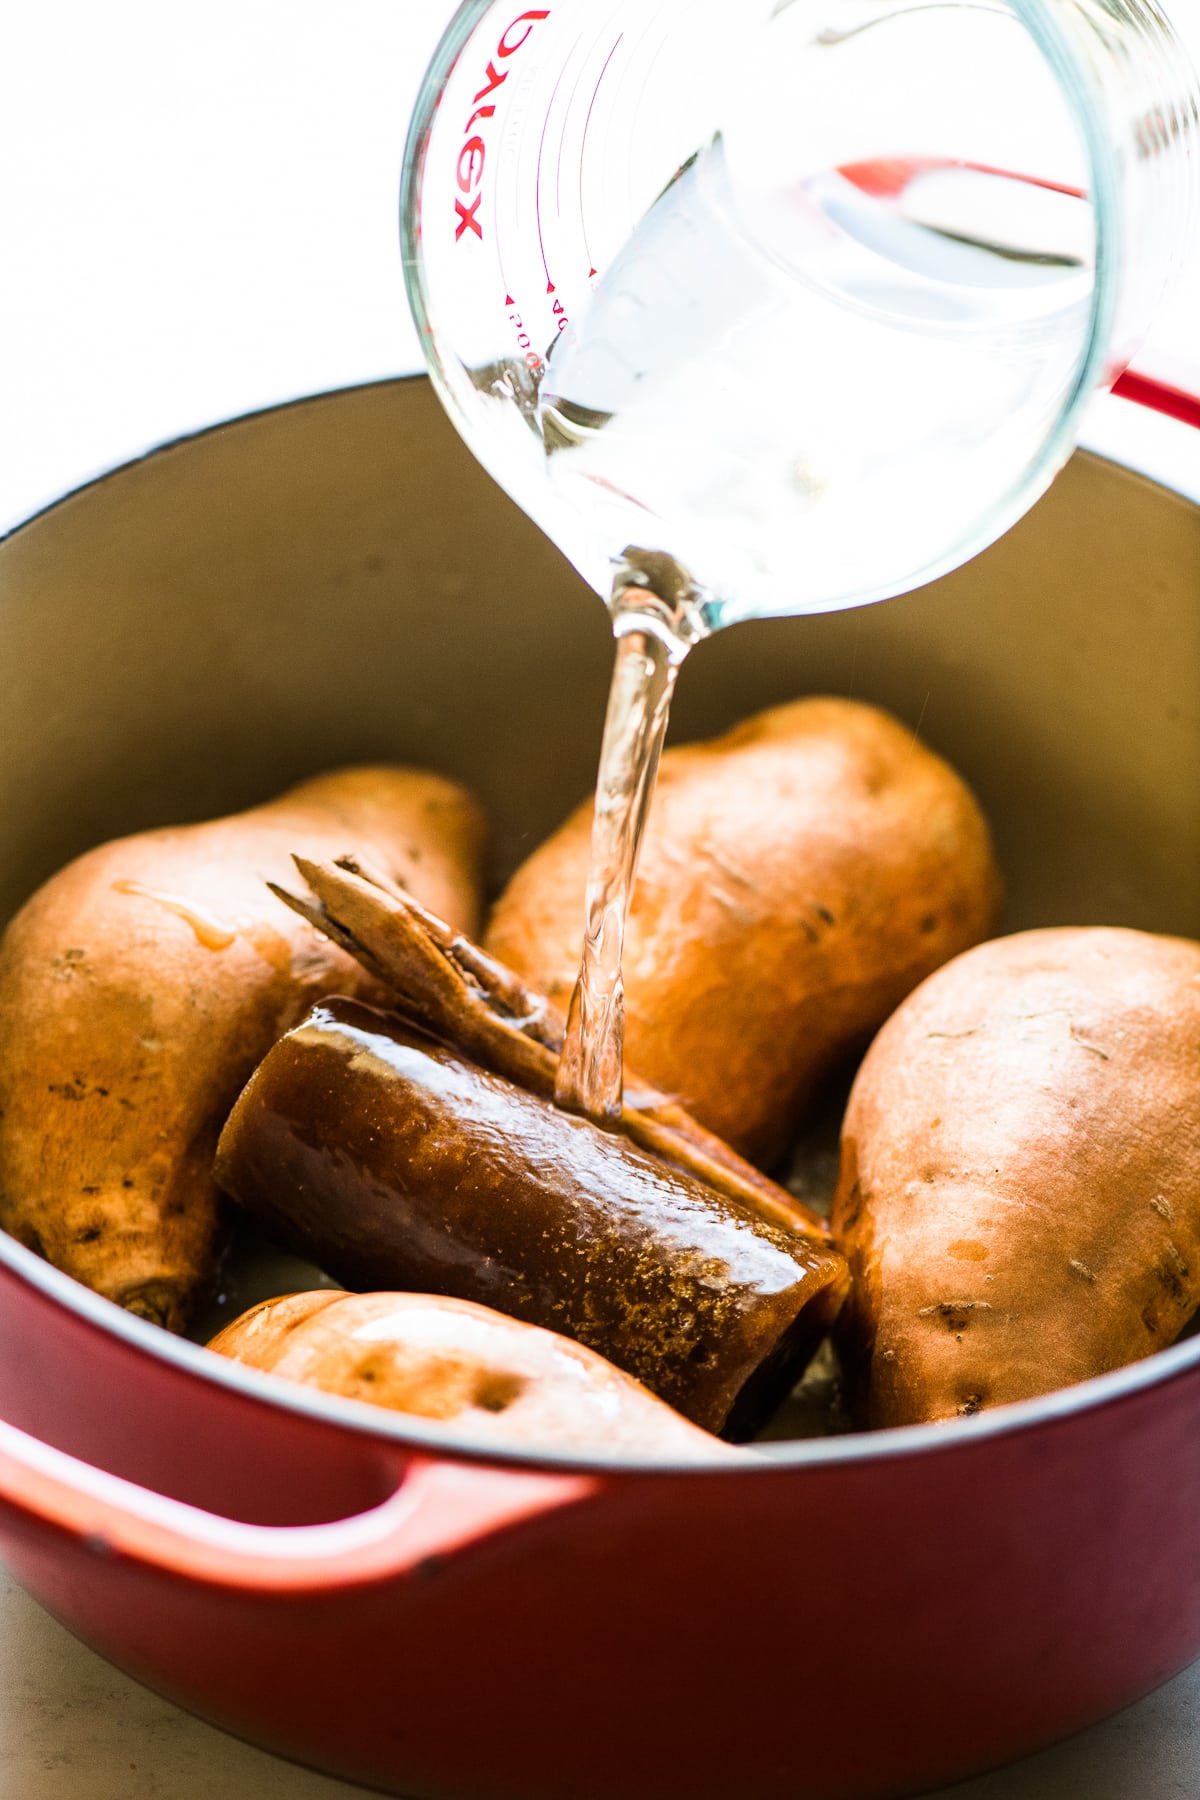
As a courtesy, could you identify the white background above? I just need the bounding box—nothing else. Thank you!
[0,0,1198,531]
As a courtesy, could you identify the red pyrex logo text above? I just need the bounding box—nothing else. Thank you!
[454,10,550,242]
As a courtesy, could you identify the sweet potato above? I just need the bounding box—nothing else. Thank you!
[486,697,1001,1163]
[0,766,486,1330]
[208,1289,729,1458]
[831,927,1200,1426]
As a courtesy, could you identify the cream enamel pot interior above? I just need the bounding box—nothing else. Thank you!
[0,376,1198,1800]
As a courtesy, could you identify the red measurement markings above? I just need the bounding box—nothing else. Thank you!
[555,8,611,216]
[505,298,544,374]
[494,66,542,324]
[535,48,573,308]
[578,32,624,281]
[507,50,573,353]
[620,10,674,234]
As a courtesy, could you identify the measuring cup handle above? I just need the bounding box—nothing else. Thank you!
[1111,368,1200,430]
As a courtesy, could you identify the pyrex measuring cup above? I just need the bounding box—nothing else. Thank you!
[401,0,1199,635]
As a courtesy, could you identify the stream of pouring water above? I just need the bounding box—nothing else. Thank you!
[533,78,1096,1124]
[553,605,692,1122]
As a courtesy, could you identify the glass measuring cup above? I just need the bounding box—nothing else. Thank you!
[402,0,1198,635]
[401,0,1199,1119]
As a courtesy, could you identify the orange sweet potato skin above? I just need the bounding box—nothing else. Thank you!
[486,697,1001,1164]
[831,927,1200,1427]
[209,1290,726,1458]
[0,766,486,1330]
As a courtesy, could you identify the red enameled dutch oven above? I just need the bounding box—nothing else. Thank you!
[0,375,1197,1800]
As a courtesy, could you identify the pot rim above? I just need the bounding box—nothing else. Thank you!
[5,1210,1200,1481]
[2,373,1198,1482]
[1,366,1197,543]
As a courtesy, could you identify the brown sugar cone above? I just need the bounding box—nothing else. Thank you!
[215,997,848,1439]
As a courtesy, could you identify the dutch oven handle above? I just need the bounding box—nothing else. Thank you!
[0,1415,594,1593]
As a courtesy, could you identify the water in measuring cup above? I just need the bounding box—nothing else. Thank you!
[547,129,1094,1120]
[537,132,1094,631]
